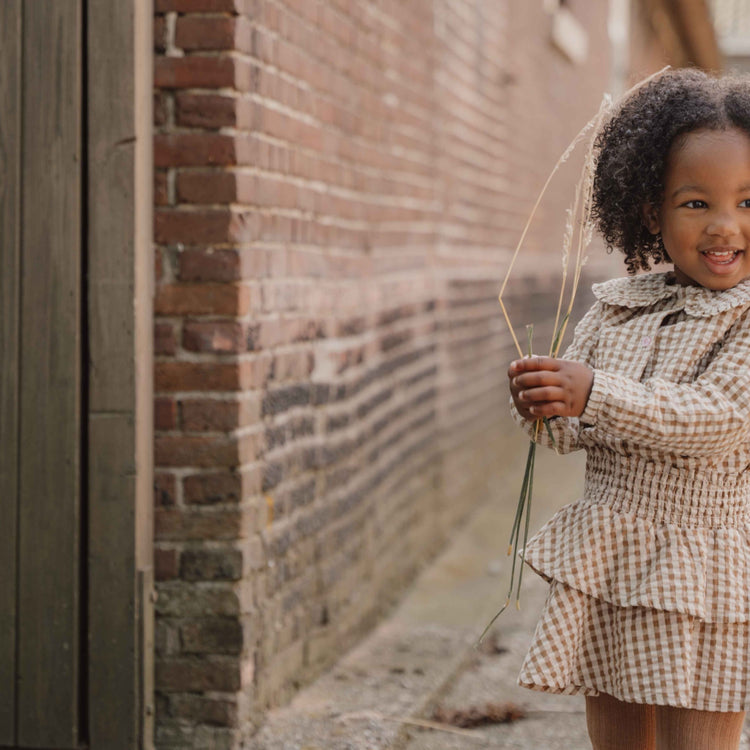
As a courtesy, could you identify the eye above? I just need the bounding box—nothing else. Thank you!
[740,199,750,208]
[682,200,707,209]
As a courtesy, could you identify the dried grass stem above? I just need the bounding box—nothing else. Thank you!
[482,68,671,642]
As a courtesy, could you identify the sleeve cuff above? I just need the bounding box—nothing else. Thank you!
[579,368,609,426]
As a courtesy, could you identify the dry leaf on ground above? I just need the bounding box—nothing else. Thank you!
[432,702,526,728]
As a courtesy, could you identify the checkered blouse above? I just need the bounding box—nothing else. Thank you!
[512,271,750,711]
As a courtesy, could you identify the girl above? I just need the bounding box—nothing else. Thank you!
[509,69,750,750]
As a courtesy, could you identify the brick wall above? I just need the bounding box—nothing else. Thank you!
[152,1,610,746]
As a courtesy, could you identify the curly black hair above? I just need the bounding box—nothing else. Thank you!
[592,69,750,274]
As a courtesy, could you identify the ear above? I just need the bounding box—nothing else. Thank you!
[641,203,660,235]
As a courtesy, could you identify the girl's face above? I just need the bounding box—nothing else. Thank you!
[645,127,750,290]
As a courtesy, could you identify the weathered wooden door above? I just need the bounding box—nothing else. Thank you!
[0,1,153,748]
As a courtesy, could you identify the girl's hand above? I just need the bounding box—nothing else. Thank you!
[508,356,594,420]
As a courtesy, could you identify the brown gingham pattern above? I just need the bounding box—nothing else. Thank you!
[511,272,750,711]
[519,580,750,712]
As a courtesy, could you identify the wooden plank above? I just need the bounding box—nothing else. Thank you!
[139,567,155,750]
[88,415,138,747]
[17,0,83,746]
[0,1,22,743]
[87,0,154,746]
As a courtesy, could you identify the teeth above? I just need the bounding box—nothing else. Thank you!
[704,250,737,259]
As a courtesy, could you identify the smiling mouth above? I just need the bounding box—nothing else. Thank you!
[701,248,742,265]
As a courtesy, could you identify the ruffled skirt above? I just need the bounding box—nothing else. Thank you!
[519,579,750,712]
[518,480,750,711]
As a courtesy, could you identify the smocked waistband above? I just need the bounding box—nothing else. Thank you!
[584,450,750,528]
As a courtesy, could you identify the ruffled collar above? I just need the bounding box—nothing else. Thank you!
[592,272,750,317]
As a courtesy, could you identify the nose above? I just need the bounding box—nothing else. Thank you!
[706,209,740,239]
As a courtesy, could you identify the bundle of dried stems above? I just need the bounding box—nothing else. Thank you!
[479,69,669,646]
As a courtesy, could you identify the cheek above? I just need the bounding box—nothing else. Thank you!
[660,221,695,250]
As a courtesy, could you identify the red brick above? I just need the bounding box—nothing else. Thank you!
[227,132,259,165]
[182,321,246,354]
[249,26,275,63]
[155,472,177,507]
[156,362,239,392]
[233,58,262,94]
[154,56,235,90]
[271,350,314,381]
[155,397,179,431]
[199,246,277,281]
[256,318,284,349]
[242,465,262,497]
[154,91,168,127]
[233,15,253,53]
[235,98,257,130]
[232,173,261,204]
[154,133,236,167]
[155,656,241,692]
[286,248,329,277]
[244,355,272,389]
[155,547,180,581]
[176,92,237,129]
[155,322,176,355]
[155,507,245,541]
[183,472,242,505]
[155,435,240,467]
[239,396,262,426]
[154,209,233,245]
[181,618,243,654]
[176,16,236,51]
[155,248,165,284]
[176,171,236,204]
[180,548,244,581]
[154,283,250,315]
[178,248,243,282]
[154,356,271,393]
[154,15,167,53]
[181,398,240,431]
[169,694,238,727]
[154,170,169,206]
[155,360,264,392]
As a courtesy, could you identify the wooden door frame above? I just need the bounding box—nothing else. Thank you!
[87,0,154,748]
[0,1,153,747]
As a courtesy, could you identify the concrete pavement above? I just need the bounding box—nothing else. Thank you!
[249,433,750,749]
[250,431,590,748]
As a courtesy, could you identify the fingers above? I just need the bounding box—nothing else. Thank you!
[508,362,572,418]
[507,357,593,420]
[517,385,566,404]
[524,401,567,418]
[508,356,560,377]
[511,399,536,421]
[517,386,569,417]
[511,371,562,390]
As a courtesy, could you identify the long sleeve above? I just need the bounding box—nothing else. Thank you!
[580,307,750,457]
[510,300,604,453]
